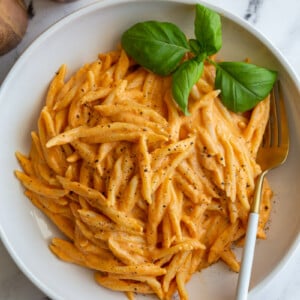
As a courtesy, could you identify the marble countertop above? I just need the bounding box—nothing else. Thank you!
[0,0,299,299]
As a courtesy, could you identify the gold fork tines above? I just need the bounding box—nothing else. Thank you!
[277,82,290,149]
[257,81,289,172]
[235,81,290,300]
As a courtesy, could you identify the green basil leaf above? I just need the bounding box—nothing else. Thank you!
[189,38,201,55]
[215,62,277,112]
[172,57,204,115]
[194,4,222,55]
[121,21,190,76]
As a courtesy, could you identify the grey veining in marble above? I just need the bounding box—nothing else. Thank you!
[244,0,263,23]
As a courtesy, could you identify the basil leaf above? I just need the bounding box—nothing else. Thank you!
[172,57,204,115]
[194,4,222,55]
[189,39,201,55]
[121,21,190,76]
[215,62,277,112]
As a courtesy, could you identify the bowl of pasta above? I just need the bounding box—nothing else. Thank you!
[0,0,300,300]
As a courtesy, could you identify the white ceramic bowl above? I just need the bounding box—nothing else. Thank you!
[0,1,299,299]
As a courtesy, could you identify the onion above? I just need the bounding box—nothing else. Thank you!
[0,0,28,55]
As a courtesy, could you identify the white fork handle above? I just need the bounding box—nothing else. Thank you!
[235,212,259,300]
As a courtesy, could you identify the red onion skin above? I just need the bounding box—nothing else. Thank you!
[0,0,28,55]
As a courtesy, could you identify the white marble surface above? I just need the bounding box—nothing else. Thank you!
[0,0,299,299]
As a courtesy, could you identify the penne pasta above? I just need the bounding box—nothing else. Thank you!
[15,47,272,300]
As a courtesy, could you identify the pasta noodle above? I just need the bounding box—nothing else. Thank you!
[15,47,272,299]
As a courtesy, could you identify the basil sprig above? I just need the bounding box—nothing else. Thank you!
[194,3,222,55]
[172,55,205,115]
[121,4,277,115]
[121,21,190,76]
[215,62,277,112]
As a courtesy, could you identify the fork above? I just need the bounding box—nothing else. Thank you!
[235,81,290,300]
